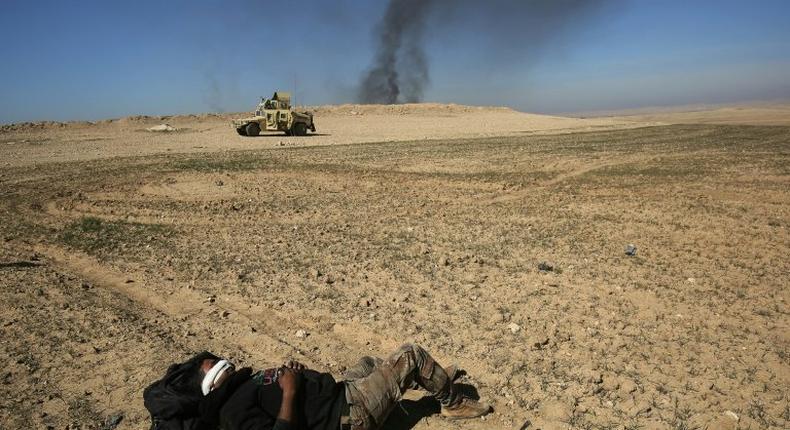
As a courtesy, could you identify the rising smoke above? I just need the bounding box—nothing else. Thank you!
[357,0,616,104]
[358,0,434,104]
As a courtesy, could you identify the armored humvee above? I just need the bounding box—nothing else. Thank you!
[232,92,315,137]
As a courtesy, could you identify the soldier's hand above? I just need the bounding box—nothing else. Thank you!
[277,367,301,395]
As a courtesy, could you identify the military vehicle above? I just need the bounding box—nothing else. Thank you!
[232,92,315,137]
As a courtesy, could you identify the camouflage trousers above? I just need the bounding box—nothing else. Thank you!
[342,343,454,430]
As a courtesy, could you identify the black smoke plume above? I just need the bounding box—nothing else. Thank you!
[357,0,617,105]
[358,0,434,104]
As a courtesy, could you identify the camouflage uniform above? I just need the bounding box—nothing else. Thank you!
[342,343,454,430]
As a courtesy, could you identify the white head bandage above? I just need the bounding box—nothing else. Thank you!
[201,360,232,395]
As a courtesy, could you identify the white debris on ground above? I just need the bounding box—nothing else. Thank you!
[147,124,177,132]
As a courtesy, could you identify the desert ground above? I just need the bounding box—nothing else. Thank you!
[1,104,788,430]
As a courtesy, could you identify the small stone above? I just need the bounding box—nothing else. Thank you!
[221,310,230,318]
[625,244,637,256]
[295,329,308,339]
[537,261,554,272]
[99,412,124,430]
[507,323,521,334]
[531,337,550,350]
[619,378,637,394]
[215,180,224,186]
[601,374,620,391]
[724,410,739,421]
[587,371,603,384]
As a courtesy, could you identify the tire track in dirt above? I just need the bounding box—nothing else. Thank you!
[38,245,322,363]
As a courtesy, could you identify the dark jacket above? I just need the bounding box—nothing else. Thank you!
[219,368,347,430]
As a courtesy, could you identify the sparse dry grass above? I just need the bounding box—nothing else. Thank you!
[1,124,788,429]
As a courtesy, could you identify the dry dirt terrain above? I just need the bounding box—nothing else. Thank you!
[1,105,788,430]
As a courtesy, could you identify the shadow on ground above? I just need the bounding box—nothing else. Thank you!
[382,384,484,430]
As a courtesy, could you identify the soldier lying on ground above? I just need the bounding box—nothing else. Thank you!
[144,343,491,430]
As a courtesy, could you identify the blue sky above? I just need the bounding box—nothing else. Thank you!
[1,0,789,123]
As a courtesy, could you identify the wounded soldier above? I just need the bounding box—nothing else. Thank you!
[144,343,491,430]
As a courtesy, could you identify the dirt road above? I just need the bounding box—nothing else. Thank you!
[1,106,788,429]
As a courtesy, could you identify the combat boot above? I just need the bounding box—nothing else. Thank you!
[441,396,492,420]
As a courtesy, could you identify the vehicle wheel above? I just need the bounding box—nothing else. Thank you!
[245,123,260,137]
[292,122,307,136]
[236,127,247,136]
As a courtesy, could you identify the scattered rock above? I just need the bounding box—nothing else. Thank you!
[601,374,620,391]
[537,261,554,272]
[708,415,738,430]
[625,244,637,256]
[619,378,637,394]
[98,412,124,430]
[587,371,603,385]
[507,323,521,334]
[295,329,309,339]
[530,337,550,350]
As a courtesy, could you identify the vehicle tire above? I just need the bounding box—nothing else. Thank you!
[292,122,307,136]
[236,127,247,136]
[245,122,260,137]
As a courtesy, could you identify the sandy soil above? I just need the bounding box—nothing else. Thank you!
[0,104,649,168]
[1,104,788,430]
[597,102,790,127]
